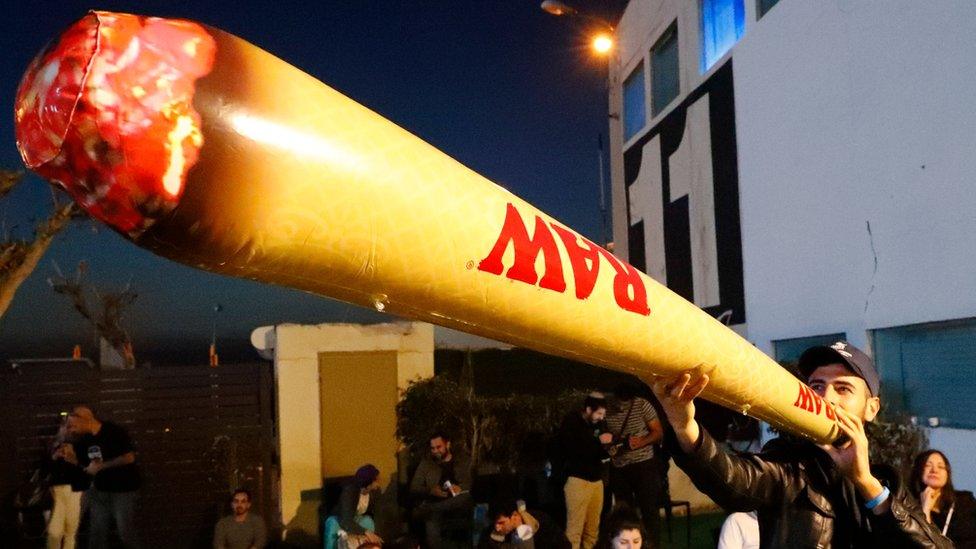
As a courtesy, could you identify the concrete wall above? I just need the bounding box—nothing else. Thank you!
[252,321,434,541]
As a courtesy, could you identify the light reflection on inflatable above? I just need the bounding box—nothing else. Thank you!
[15,10,843,444]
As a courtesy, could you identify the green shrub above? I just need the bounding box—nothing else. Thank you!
[396,375,586,472]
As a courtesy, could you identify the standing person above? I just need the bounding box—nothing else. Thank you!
[68,405,141,548]
[556,392,612,549]
[214,489,267,549]
[46,416,88,549]
[409,431,473,547]
[604,383,663,547]
[911,449,976,548]
[651,341,951,547]
[324,464,383,549]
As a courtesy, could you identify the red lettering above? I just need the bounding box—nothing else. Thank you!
[793,383,815,413]
[598,248,651,316]
[551,224,600,300]
[825,403,836,420]
[478,203,566,292]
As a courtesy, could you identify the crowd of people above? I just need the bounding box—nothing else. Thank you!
[25,340,976,548]
[32,404,268,549]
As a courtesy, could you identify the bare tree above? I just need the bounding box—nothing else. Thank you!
[0,169,79,318]
[49,261,138,368]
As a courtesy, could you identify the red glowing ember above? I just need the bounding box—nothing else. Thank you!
[14,11,215,235]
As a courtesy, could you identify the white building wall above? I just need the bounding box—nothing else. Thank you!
[612,0,976,490]
[734,0,976,348]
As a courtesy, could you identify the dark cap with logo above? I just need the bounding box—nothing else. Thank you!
[797,341,880,396]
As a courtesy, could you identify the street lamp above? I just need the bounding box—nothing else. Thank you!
[541,0,617,247]
[541,0,615,56]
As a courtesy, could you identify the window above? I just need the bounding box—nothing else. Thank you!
[700,0,745,72]
[757,0,781,18]
[873,318,976,429]
[773,333,846,366]
[651,25,680,116]
[623,63,646,141]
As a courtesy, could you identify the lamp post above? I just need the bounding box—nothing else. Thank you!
[541,0,617,248]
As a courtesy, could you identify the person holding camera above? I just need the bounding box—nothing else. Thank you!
[605,383,663,548]
[557,392,613,549]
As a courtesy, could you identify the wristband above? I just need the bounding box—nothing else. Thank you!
[864,486,890,510]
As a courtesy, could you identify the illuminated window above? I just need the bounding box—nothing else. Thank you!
[700,0,745,72]
[623,63,646,141]
[757,0,781,18]
[651,24,679,116]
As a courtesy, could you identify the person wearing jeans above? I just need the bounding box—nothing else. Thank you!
[68,406,141,548]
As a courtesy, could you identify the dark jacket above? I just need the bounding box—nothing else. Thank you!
[329,481,377,535]
[409,452,473,502]
[671,429,953,548]
[556,412,607,482]
[932,490,976,549]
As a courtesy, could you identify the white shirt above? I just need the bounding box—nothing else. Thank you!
[717,511,759,549]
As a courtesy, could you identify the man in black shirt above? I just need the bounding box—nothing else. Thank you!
[556,392,612,549]
[69,405,141,548]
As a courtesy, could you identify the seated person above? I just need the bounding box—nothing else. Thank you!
[717,511,759,549]
[596,508,645,549]
[214,488,267,549]
[324,464,383,549]
[479,497,570,548]
[409,431,473,547]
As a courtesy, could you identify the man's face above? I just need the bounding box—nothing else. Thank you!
[67,407,94,436]
[493,512,522,535]
[808,364,880,422]
[584,406,606,424]
[231,492,251,516]
[430,437,451,462]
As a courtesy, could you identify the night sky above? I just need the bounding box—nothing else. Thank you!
[0,0,626,363]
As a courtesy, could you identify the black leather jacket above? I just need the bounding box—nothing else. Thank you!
[672,429,953,548]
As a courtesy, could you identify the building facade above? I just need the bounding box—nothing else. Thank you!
[609,0,976,488]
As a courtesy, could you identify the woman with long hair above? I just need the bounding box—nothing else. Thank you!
[911,450,976,548]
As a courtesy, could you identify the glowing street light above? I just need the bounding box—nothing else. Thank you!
[592,33,613,55]
[541,1,615,57]
[540,0,618,248]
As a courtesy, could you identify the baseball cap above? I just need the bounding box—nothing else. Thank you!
[797,341,880,396]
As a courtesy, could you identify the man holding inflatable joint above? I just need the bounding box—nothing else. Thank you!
[652,341,953,547]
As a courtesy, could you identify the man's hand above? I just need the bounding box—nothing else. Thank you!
[651,371,709,453]
[84,460,104,476]
[598,433,613,445]
[431,486,448,498]
[364,532,383,544]
[450,484,462,496]
[818,409,887,514]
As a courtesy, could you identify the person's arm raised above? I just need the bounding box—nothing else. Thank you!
[651,371,709,454]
